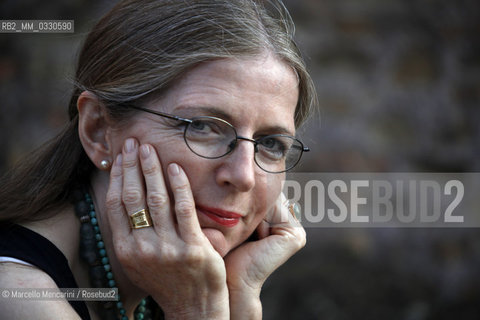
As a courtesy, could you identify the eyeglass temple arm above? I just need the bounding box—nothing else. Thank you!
[127,104,310,152]
[127,104,192,123]
[292,144,310,152]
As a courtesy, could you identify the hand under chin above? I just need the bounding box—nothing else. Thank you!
[201,228,230,257]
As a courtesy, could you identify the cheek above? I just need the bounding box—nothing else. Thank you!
[257,174,283,211]
[247,175,283,229]
[151,140,195,192]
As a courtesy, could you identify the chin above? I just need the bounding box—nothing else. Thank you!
[201,228,232,257]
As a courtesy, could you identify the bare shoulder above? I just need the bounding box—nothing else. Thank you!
[0,261,58,287]
[0,262,81,319]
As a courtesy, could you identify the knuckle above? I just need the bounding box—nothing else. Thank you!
[284,227,306,250]
[175,198,195,217]
[298,236,306,249]
[295,229,307,249]
[142,163,159,176]
[159,245,178,262]
[136,240,156,259]
[147,192,168,209]
[106,191,122,210]
[160,245,181,267]
[180,247,203,265]
[174,182,191,195]
[110,165,122,178]
[122,188,143,205]
[122,156,137,168]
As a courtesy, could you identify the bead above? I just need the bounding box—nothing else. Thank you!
[74,201,89,217]
[79,224,98,265]
[89,265,106,288]
[79,191,149,319]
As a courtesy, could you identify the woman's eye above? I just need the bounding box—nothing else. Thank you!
[259,137,288,157]
[189,119,224,135]
[191,120,207,131]
[191,119,219,133]
[262,137,279,149]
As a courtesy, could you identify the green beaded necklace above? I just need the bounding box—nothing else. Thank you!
[74,190,150,320]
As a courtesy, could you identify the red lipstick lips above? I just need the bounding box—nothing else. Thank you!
[197,205,242,227]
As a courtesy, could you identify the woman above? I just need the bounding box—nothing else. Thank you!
[0,0,317,319]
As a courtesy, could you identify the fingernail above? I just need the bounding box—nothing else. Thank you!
[168,163,180,176]
[115,153,123,166]
[125,138,136,153]
[140,145,150,159]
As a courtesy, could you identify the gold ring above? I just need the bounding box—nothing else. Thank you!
[129,208,153,229]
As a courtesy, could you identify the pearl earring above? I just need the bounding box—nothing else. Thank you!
[100,160,111,170]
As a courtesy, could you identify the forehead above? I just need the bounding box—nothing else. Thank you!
[147,54,299,134]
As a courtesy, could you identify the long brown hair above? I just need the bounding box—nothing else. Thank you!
[0,0,317,224]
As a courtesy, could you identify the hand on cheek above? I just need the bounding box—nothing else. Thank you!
[105,138,229,319]
[224,191,306,294]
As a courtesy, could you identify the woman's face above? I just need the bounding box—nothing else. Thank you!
[111,54,299,257]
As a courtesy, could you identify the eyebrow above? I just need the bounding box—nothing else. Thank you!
[173,105,295,136]
[173,105,234,122]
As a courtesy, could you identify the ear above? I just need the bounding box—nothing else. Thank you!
[77,91,113,171]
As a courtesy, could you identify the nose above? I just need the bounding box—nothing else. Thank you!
[215,138,257,192]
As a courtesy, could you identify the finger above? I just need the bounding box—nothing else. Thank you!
[105,153,131,239]
[274,202,303,228]
[264,193,290,226]
[139,144,175,233]
[167,163,202,242]
[256,220,270,239]
[269,201,307,251]
[121,138,146,216]
[264,192,304,237]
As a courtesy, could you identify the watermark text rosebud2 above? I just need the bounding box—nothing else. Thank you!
[283,173,479,228]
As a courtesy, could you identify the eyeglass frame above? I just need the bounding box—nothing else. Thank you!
[124,104,310,173]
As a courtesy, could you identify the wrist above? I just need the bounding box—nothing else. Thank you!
[229,288,262,320]
[159,288,230,320]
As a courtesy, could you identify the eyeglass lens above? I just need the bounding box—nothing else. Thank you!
[184,117,303,173]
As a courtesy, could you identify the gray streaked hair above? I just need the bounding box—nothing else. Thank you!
[69,0,317,127]
[1,0,317,224]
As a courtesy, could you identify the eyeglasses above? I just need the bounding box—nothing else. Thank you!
[127,105,309,173]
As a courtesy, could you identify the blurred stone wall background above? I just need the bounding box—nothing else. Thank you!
[1,1,479,319]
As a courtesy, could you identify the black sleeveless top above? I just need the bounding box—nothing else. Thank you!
[0,224,91,320]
